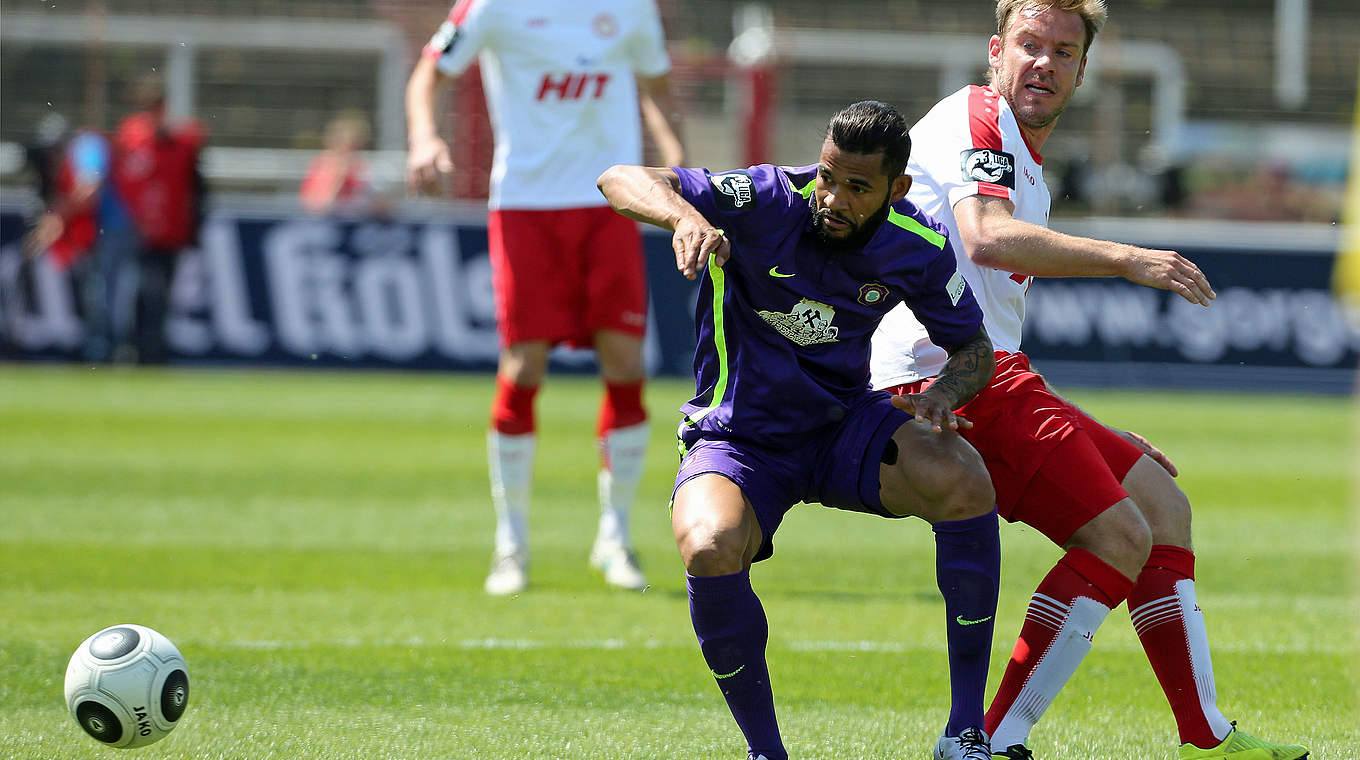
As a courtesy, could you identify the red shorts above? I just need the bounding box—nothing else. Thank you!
[488,206,648,347]
[888,351,1144,544]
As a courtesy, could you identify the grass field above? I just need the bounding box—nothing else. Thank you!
[1,365,1355,760]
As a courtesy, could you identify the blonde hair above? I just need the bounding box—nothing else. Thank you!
[995,0,1107,55]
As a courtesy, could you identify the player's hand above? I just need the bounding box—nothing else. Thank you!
[890,388,972,433]
[1125,246,1215,306]
[672,219,729,280]
[1113,428,1178,477]
[406,134,455,196]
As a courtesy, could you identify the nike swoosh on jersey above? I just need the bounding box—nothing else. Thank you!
[768,266,795,278]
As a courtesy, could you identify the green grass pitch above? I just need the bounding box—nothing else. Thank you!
[1,365,1355,759]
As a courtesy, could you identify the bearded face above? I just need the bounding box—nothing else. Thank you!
[810,190,892,251]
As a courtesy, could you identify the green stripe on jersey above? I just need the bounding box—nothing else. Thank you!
[888,208,946,249]
[785,172,816,199]
[686,257,731,424]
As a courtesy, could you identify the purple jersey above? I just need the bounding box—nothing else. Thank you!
[673,163,983,448]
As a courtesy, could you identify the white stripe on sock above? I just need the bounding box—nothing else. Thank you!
[991,595,1111,751]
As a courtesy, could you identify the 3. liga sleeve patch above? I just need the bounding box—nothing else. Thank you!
[709,171,757,211]
[960,148,1016,188]
[428,20,459,54]
[946,270,967,306]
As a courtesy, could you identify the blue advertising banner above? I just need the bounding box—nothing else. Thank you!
[0,202,702,377]
[1019,220,1357,393]
[2,200,1355,392]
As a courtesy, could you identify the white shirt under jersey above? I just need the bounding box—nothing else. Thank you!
[423,0,671,210]
[870,84,1051,387]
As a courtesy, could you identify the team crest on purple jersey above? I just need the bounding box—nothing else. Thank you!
[858,283,889,306]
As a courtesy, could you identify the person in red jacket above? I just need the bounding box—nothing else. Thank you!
[111,74,206,365]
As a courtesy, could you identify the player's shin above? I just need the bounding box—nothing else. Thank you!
[985,548,1134,749]
[1128,546,1232,748]
[932,508,1001,737]
[596,420,649,547]
[687,570,787,760]
[487,430,534,557]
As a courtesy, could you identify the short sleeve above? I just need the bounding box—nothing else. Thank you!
[912,86,1018,212]
[423,0,495,77]
[673,165,784,241]
[628,0,672,78]
[899,238,984,350]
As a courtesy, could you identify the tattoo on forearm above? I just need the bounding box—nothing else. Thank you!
[932,331,994,409]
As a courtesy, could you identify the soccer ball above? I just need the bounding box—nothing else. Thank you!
[64,624,190,749]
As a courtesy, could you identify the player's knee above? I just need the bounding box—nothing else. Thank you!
[675,524,749,577]
[1070,500,1153,576]
[917,438,994,522]
[1125,458,1193,547]
[935,451,995,522]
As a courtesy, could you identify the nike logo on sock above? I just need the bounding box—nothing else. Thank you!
[955,614,994,626]
[711,664,746,679]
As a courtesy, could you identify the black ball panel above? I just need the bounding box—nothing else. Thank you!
[161,669,189,722]
[76,700,123,743]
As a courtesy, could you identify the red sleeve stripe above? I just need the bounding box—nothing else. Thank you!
[448,0,478,24]
[966,85,1005,152]
[977,183,1010,198]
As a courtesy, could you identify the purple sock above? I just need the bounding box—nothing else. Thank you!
[933,508,1000,736]
[687,570,786,760]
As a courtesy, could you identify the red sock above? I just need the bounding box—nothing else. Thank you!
[597,379,646,438]
[490,376,538,435]
[985,548,1134,741]
[1128,545,1230,747]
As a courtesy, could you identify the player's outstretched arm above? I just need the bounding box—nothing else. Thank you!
[891,326,995,433]
[405,55,454,196]
[954,195,1216,305]
[597,165,729,280]
[638,73,685,168]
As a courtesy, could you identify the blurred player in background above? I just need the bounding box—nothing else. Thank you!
[112,73,207,366]
[406,0,686,595]
[600,100,1003,760]
[869,2,1308,759]
[24,115,139,363]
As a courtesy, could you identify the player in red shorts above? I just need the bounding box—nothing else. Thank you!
[871,2,1308,759]
[406,0,685,595]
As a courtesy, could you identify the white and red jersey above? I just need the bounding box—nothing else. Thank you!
[871,84,1051,386]
[423,0,671,211]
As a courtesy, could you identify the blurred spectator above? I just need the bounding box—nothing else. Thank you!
[111,73,207,365]
[23,115,139,363]
[300,112,373,215]
[24,113,71,209]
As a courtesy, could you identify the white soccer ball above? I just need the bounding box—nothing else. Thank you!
[64,624,190,749]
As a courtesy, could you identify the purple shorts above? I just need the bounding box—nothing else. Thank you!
[673,391,912,562]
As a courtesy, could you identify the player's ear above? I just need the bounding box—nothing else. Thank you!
[1075,55,1087,88]
[889,173,912,203]
[987,34,1003,72]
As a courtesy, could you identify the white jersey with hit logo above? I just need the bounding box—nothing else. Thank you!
[870,84,1051,386]
[424,0,671,210]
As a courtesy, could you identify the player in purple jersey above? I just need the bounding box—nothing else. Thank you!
[599,101,1001,760]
